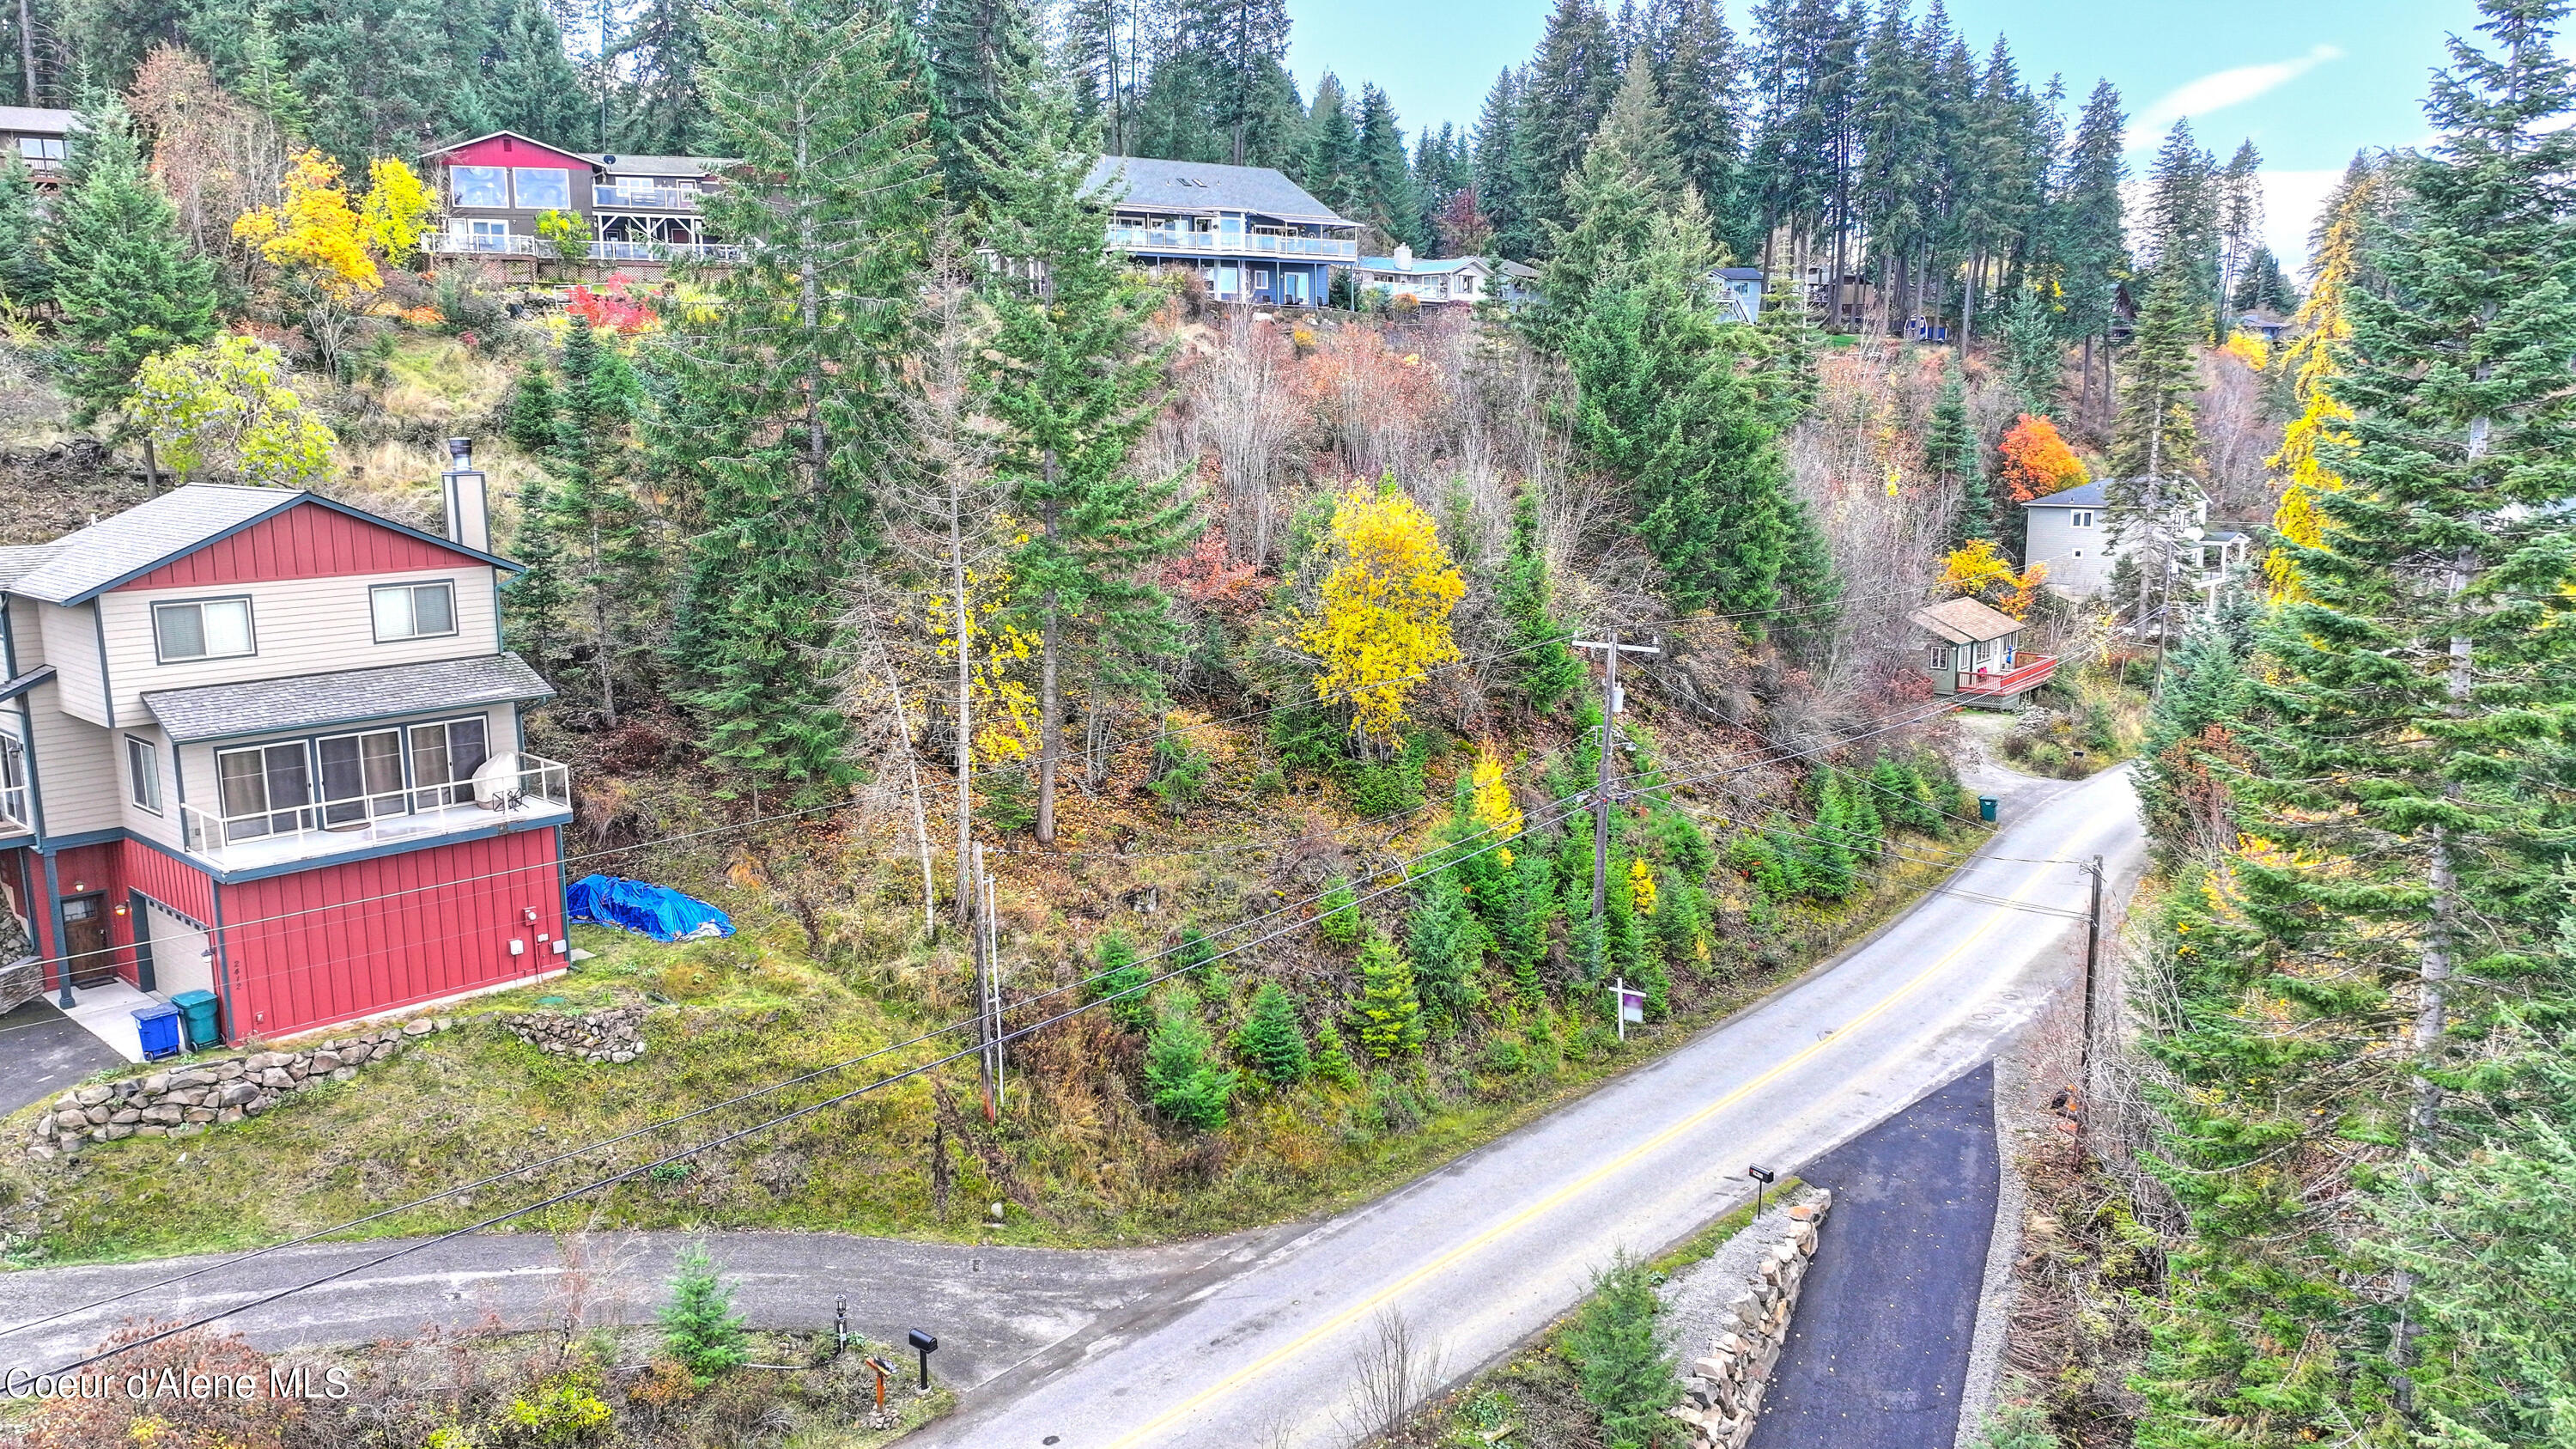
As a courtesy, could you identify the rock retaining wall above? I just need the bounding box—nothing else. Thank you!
[25,1017,455,1160]
[1666,1191,1834,1449]
[501,1006,647,1062]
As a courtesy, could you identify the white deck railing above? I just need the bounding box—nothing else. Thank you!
[423,234,744,264]
[594,186,702,210]
[179,755,571,864]
[1105,226,1358,259]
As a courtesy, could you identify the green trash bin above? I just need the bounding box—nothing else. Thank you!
[170,989,222,1051]
[1978,795,1999,823]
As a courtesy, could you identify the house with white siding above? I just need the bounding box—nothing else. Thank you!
[0,452,572,1048]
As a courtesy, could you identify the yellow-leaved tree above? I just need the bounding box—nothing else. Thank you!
[360,158,438,269]
[1467,746,1523,864]
[1296,482,1464,749]
[233,149,379,295]
[130,335,337,487]
[925,539,1040,766]
[2265,167,2377,601]
[1626,856,1656,916]
[1937,539,2049,618]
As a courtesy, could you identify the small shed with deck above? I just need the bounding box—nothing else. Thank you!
[1911,597,2057,708]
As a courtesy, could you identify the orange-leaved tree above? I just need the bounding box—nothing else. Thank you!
[1295,481,1464,749]
[1995,412,2089,504]
[1938,539,2050,618]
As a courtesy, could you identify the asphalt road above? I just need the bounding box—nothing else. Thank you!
[0,763,2140,1448]
[1753,1062,2000,1449]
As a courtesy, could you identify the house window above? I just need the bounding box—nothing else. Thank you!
[371,581,458,642]
[0,730,25,827]
[1928,645,1951,670]
[153,598,255,662]
[452,165,507,207]
[467,218,511,249]
[511,167,571,210]
[125,737,161,814]
[215,742,312,838]
[408,717,491,807]
[17,136,64,164]
[317,728,406,825]
[2070,510,2094,528]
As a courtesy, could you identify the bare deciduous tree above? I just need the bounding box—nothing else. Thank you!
[1194,310,1298,566]
[1336,1307,1445,1445]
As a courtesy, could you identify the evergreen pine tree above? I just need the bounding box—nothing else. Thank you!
[1144,985,1236,1129]
[1352,83,1425,251]
[1354,931,1425,1059]
[925,0,1039,212]
[481,0,592,147]
[664,0,933,798]
[611,0,715,155]
[0,152,48,306]
[1520,0,1619,234]
[1233,980,1311,1086]
[1406,870,1489,1031]
[1094,930,1154,1030]
[1996,283,2062,420]
[1298,74,1361,210]
[2229,246,2299,314]
[659,1242,749,1383]
[1175,927,1217,981]
[1563,1252,1681,1442]
[978,64,1196,843]
[1498,849,1557,1003]
[505,363,559,454]
[44,100,217,423]
[1498,482,1584,712]
[2139,119,2218,312]
[1311,1020,1360,1087]
[2106,262,2207,641]
[505,474,573,666]
[1926,361,1989,544]
[1185,0,1292,167]
[2052,80,2129,406]
[1473,68,1532,259]
[1316,878,1362,947]
[1656,0,1742,241]
[544,318,654,725]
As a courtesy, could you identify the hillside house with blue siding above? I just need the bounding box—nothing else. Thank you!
[1086,156,1358,307]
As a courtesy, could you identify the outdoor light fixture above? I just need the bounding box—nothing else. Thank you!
[1747,1164,1777,1215]
[907,1329,939,1391]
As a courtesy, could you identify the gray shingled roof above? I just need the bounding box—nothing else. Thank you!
[8,484,297,604]
[0,547,58,590]
[0,106,75,133]
[142,653,555,744]
[1084,155,1352,225]
[2021,480,2109,509]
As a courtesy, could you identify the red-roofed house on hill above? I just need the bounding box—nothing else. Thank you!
[0,454,572,1047]
[416,130,740,276]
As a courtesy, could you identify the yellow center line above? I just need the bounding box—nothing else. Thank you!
[1108,851,2070,1448]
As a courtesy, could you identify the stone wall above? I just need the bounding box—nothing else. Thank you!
[1664,1190,1834,1449]
[25,1017,455,1160]
[501,1006,647,1062]
[0,956,38,1016]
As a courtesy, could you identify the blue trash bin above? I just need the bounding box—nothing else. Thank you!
[133,1002,184,1061]
[1978,795,1999,823]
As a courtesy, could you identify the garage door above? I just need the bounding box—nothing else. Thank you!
[144,900,214,998]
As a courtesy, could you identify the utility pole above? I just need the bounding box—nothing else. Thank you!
[1571,632,1660,921]
[2081,854,2104,1081]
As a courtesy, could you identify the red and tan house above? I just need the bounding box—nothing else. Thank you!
[0,466,573,1045]
[416,129,739,271]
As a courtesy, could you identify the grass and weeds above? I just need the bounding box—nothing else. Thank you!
[2002,663,2150,779]
[1404,1178,1802,1449]
[3,707,1987,1270]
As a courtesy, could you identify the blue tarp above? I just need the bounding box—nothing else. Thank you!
[566,874,736,943]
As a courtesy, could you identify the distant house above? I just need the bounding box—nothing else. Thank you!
[1352,245,1496,307]
[1087,155,1357,307]
[2,455,573,1047]
[2021,479,2250,600]
[1710,266,1764,324]
[416,131,739,272]
[1,106,75,188]
[1910,597,2056,708]
[2235,308,2291,344]
[1496,259,1542,308]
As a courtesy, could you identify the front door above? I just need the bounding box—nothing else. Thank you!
[62,892,114,988]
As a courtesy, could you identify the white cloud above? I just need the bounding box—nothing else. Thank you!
[2261,167,2348,279]
[2125,46,2346,149]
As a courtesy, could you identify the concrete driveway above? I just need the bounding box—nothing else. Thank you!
[0,996,127,1117]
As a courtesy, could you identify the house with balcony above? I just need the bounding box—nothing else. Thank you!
[1,105,75,189]
[0,454,573,1047]
[1088,155,1357,307]
[1911,597,2057,709]
[2022,479,2248,601]
[416,130,740,273]
[1352,245,1496,307]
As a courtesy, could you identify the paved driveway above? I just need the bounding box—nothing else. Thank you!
[1753,1063,2001,1449]
[0,996,127,1116]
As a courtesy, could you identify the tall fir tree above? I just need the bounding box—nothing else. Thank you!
[0,151,45,306]
[975,64,1196,843]
[1656,0,1742,243]
[2106,260,2206,638]
[480,0,591,147]
[924,0,1039,213]
[43,99,216,424]
[1185,0,1291,167]
[1473,67,1532,258]
[1519,0,1619,235]
[1926,362,1989,544]
[1351,82,1425,250]
[665,0,934,797]
[610,0,714,155]
[1498,481,1585,711]
[2052,79,2129,417]
[1297,72,1360,210]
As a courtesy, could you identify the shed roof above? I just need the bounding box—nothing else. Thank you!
[6,484,518,606]
[1083,155,1352,225]
[580,152,736,175]
[1911,596,2026,645]
[0,106,75,133]
[142,653,554,744]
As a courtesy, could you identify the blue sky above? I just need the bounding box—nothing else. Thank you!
[1284,0,2488,268]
